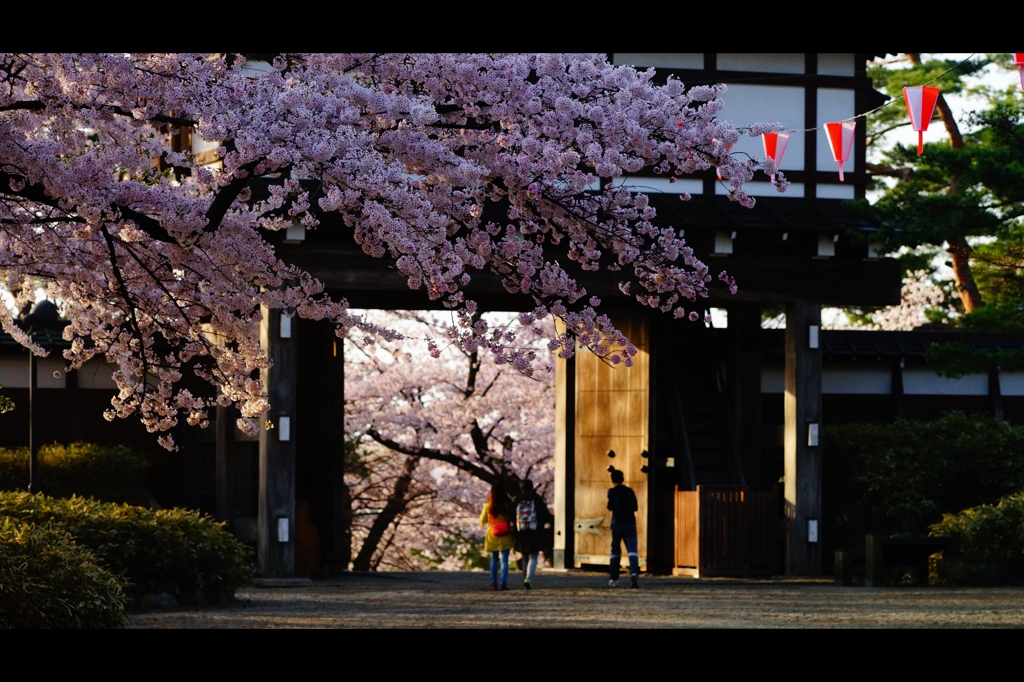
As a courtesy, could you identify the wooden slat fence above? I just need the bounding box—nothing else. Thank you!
[675,485,778,577]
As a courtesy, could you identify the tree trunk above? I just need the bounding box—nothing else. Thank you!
[907,53,982,312]
[948,235,984,313]
[351,455,420,571]
[336,470,354,571]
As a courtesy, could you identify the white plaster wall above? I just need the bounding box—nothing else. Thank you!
[553,177,602,193]
[613,53,703,70]
[818,53,856,76]
[815,183,855,199]
[823,366,891,394]
[718,84,806,172]
[239,60,275,77]
[192,134,219,156]
[613,177,703,195]
[999,371,1024,396]
[817,88,857,173]
[718,54,804,74]
[38,358,65,388]
[0,356,24,388]
[902,369,988,395]
[764,365,994,395]
[0,356,65,388]
[716,181,804,198]
[76,359,118,390]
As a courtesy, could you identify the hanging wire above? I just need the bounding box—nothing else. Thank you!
[734,53,978,135]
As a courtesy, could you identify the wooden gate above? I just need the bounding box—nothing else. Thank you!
[675,485,778,577]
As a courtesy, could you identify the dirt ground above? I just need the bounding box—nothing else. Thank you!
[128,570,1024,628]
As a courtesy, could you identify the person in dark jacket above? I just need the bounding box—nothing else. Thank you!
[607,468,639,588]
[513,479,552,590]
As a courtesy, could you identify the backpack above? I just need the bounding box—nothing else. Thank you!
[516,498,538,532]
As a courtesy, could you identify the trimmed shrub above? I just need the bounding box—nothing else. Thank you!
[0,518,128,628]
[0,492,253,594]
[930,492,1024,559]
[0,443,151,504]
[824,412,1024,544]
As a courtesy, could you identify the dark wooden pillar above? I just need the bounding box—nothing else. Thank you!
[552,321,575,569]
[732,302,762,490]
[329,335,352,574]
[646,313,672,574]
[215,405,231,522]
[784,301,822,575]
[258,309,297,578]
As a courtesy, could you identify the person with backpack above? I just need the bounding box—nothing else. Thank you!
[480,481,517,591]
[607,468,640,589]
[513,479,552,590]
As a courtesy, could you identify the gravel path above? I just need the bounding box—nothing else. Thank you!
[129,571,1024,628]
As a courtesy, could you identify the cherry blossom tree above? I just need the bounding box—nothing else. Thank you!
[344,310,554,570]
[0,53,777,447]
[833,270,955,331]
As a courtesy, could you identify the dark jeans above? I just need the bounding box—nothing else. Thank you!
[490,549,510,587]
[610,524,639,580]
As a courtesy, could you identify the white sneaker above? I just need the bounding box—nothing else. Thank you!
[608,579,619,588]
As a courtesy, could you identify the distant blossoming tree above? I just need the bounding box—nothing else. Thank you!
[833,270,954,331]
[343,311,553,570]
[0,53,777,446]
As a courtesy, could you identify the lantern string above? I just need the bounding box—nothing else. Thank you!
[734,53,978,135]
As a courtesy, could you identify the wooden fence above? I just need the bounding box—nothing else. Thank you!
[675,486,778,577]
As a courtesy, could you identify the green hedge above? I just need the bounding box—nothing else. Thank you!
[824,412,1024,544]
[0,492,253,594]
[0,443,151,504]
[0,518,128,628]
[931,492,1024,559]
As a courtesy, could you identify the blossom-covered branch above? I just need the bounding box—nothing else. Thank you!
[0,53,778,447]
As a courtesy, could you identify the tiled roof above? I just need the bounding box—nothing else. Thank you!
[0,321,71,352]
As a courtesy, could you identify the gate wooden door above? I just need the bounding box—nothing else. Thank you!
[675,485,778,577]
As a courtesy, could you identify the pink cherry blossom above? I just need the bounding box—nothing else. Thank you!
[0,53,777,446]
[345,311,553,569]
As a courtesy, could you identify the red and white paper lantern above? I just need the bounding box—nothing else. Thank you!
[903,86,940,155]
[1016,54,1024,90]
[762,132,790,183]
[823,121,856,182]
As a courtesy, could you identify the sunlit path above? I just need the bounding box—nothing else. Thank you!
[129,571,1024,629]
